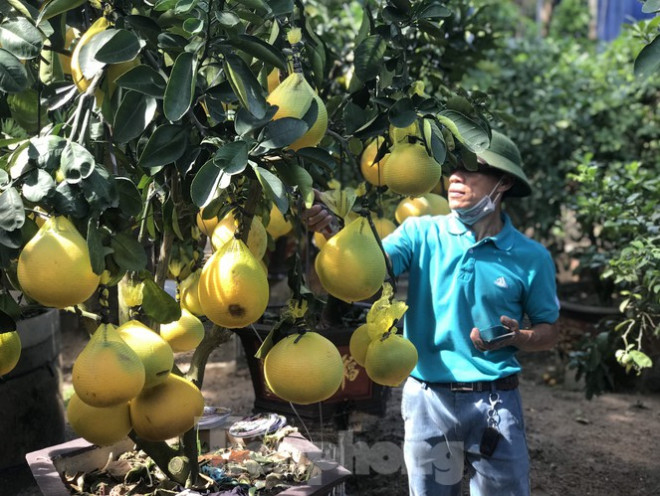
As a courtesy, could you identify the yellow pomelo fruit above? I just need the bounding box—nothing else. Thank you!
[129,373,204,441]
[313,231,327,250]
[266,205,293,240]
[349,323,377,367]
[17,216,101,308]
[267,68,281,93]
[264,332,344,405]
[66,393,131,446]
[267,72,328,151]
[211,211,267,259]
[117,320,174,389]
[160,309,205,352]
[315,217,386,303]
[372,216,397,239]
[389,121,421,145]
[198,238,269,328]
[360,137,389,186]
[59,26,80,76]
[383,143,442,196]
[106,58,139,97]
[395,193,450,224]
[0,331,21,376]
[72,323,146,407]
[365,333,418,387]
[179,270,204,316]
[196,208,219,237]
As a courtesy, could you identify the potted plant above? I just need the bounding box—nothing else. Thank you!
[1,0,504,491]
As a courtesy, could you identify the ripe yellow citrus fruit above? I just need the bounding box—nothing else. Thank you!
[315,216,386,303]
[196,208,219,237]
[383,143,442,196]
[267,72,328,151]
[389,121,421,145]
[266,205,293,240]
[360,137,389,186]
[129,373,204,442]
[267,68,281,93]
[160,309,205,352]
[372,216,397,239]
[72,323,146,407]
[0,331,21,376]
[59,26,80,76]
[17,216,100,308]
[313,231,328,250]
[198,238,269,328]
[211,211,267,259]
[66,392,131,446]
[395,193,450,224]
[365,333,418,387]
[264,331,344,405]
[117,320,174,389]
[349,323,377,367]
[179,269,204,316]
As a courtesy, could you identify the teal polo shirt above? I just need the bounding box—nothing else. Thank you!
[382,213,559,383]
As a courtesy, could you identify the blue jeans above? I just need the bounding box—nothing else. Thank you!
[401,377,530,496]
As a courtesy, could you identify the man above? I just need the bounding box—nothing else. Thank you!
[303,130,559,495]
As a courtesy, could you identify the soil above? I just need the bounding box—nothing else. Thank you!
[9,310,660,496]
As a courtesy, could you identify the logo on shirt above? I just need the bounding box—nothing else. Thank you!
[494,276,508,288]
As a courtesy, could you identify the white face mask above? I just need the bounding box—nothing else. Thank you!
[452,177,504,226]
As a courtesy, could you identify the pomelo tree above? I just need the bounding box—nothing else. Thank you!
[0,0,503,487]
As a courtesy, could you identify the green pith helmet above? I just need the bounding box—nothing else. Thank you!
[477,130,531,197]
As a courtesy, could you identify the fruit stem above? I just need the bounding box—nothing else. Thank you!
[363,210,397,294]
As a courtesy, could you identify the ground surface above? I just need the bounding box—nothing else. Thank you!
[7,313,660,496]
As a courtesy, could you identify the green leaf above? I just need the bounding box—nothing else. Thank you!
[60,142,96,184]
[253,166,287,212]
[0,48,28,93]
[266,0,293,16]
[390,0,412,12]
[0,18,43,60]
[273,162,314,206]
[423,119,447,165]
[225,34,287,71]
[81,169,117,210]
[113,91,158,143]
[175,0,197,14]
[51,182,88,218]
[190,159,231,207]
[164,51,196,122]
[22,169,55,202]
[115,65,167,98]
[6,0,33,20]
[87,220,108,275]
[437,110,489,153]
[224,53,268,119]
[111,232,148,271]
[0,294,20,323]
[215,11,242,28]
[213,140,249,173]
[634,34,660,80]
[260,117,308,149]
[115,177,143,217]
[642,0,660,13]
[12,136,66,178]
[94,29,144,64]
[388,97,417,128]
[234,106,278,135]
[354,35,386,82]
[232,0,271,15]
[295,147,335,170]
[137,125,188,169]
[183,17,204,34]
[414,2,452,20]
[0,188,24,231]
[142,278,181,324]
[154,0,178,11]
[37,0,86,22]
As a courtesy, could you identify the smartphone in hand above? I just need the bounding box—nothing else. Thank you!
[480,324,514,344]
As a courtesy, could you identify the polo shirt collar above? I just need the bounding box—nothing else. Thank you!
[447,212,516,251]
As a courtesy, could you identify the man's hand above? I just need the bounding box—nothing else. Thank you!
[470,316,521,352]
[300,190,339,237]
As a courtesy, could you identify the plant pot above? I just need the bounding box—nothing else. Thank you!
[26,434,351,496]
[558,282,621,324]
[238,323,390,421]
[0,308,64,470]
